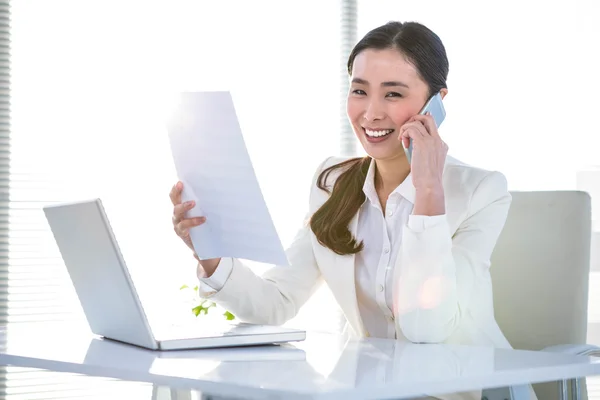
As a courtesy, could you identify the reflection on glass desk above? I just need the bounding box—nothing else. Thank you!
[0,323,599,400]
[0,366,153,400]
[0,366,228,400]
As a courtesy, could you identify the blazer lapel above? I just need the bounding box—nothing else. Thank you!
[328,210,365,337]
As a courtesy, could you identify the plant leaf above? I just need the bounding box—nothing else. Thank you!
[192,305,203,316]
[223,311,235,320]
[180,284,189,290]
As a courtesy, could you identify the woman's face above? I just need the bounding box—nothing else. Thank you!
[346,48,431,162]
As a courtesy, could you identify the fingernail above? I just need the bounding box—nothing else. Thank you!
[176,182,183,190]
[185,200,195,207]
[196,217,206,223]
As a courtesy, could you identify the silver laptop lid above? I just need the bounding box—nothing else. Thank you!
[43,199,158,349]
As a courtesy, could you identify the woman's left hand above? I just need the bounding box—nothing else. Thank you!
[399,112,448,191]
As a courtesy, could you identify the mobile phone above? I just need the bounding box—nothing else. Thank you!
[405,92,446,163]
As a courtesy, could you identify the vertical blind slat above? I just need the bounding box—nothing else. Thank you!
[0,0,10,326]
[339,0,357,156]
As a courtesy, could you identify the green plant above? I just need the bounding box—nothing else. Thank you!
[180,284,235,320]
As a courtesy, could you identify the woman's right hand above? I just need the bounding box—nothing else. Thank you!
[169,181,221,276]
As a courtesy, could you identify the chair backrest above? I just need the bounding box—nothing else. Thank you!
[490,190,592,399]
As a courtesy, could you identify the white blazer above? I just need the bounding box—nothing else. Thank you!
[200,155,514,348]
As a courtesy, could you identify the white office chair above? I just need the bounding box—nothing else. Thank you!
[489,191,600,400]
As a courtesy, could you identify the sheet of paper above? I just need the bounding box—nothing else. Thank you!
[166,91,289,266]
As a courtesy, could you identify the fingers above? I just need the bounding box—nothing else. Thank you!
[411,113,439,138]
[174,216,206,237]
[169,180,207,241]
[401,120,428,137]
[399,111,443,144]
[399,120,429,147]
[172,200,196,224]
[169,181,183,206]
[402,135,411,150]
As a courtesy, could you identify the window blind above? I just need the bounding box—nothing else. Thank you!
[7,1,344,333]
[6,0,84,324]
[0,0,11,325]
[339,0,357,156]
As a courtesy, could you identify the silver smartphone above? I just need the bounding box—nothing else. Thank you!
[405,92,446,163]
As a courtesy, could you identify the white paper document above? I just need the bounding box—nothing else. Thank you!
[166,91,289,266]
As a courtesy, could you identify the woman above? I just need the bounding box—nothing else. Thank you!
[170,21,513,349]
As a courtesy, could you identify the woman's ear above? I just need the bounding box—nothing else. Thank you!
[440,88,448,100]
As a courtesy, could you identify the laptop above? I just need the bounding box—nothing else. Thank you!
[42,198,306,351]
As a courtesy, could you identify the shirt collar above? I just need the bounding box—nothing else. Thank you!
[362,158,416,206]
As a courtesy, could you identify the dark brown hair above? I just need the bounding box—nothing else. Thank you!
[309,21,449,255]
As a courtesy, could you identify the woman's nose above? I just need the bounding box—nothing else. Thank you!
[363,99,384,121]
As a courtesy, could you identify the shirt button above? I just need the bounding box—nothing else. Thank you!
[377,284,384,292]
[388,210,394,217]
[383,247,390,254]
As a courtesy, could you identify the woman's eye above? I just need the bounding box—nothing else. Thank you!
[386,92,402,98]
[351,89,366,95]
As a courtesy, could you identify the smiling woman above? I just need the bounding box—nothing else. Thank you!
[311,21,451,256]
[176,19,510,346]
[347,22,448,157]
[168,19,528,400]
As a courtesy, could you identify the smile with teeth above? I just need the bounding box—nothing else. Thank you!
[364,128,394,137]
